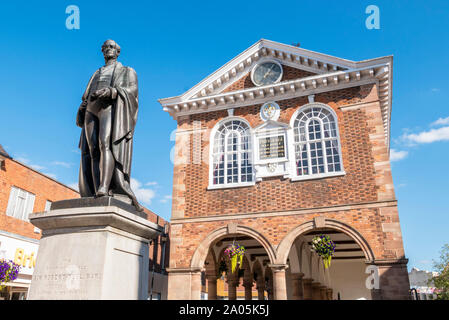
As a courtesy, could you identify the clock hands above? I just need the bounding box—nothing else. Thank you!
[262,64,275,79]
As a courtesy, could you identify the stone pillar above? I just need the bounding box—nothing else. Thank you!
[243,280,253,300]
[257,280,265,300]
[291,273,304,300]
[319,286,328,300]
[368,260,411,300]
[191,271,202,300]
[207,276,217,300]
[227,278,238,300]
[266,276,274,300]
[302,278,313,300]
[326,288,333,300]
[269,264,288,300]
[312,282,322,300]
[166,268,202,299]
[27,198,162,300]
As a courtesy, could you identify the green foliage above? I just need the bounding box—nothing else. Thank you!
[224,244,245,273]
[430,244,449,300]
[311,235,336,269]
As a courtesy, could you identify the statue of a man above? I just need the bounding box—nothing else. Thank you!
[76,40,143,212]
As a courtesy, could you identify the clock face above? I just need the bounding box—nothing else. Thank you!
[252,61,283,86]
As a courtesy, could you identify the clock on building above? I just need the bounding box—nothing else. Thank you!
[251,61,283,86]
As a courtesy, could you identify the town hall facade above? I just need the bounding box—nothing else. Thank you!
[159,39,410,300]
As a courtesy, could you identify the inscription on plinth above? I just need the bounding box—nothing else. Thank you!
[28,198,162,300]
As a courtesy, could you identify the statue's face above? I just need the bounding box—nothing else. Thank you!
[102,40,119,60]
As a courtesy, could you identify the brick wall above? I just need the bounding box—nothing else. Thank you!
[1,158,170,272]
[173,84,383,219]
[169,81,407,269]
[0,158,79,240]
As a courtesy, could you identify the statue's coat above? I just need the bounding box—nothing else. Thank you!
[76,62,141,209]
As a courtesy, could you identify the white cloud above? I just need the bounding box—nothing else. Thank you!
[30,164,46,170]
[402,126,449,144]
[15,157,46,170]
[390,149,408,162]
[431,117,449,126]
[145,181,158,186]
[130,178,155,205]
[52,161,73,168]
[43,172,57,179]
[160,195,172,203]
[15,157,30,164]
[67,182,79,191]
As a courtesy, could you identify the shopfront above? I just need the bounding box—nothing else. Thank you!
[0,231,39,300]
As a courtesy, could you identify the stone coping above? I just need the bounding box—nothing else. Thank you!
[50,197,147,219]
[29,204,163,240]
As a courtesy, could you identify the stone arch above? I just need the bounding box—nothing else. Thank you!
[276,219,375,265]
[190,224,277,269]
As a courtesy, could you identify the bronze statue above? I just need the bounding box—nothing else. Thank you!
[76,40,143,211]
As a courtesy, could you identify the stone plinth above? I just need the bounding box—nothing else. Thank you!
[27,197,163,300]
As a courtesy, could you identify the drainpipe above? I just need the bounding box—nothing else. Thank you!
[161,223,169,271]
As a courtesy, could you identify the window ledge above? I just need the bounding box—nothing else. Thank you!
[290,171,346,182]
[207,182,256,190]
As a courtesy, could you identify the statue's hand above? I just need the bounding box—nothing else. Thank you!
[76,102,87,127]
[93,88,111,99]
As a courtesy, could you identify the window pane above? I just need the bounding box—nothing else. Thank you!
[294,105,342,177]
[6,186,35,221]
[295,143,308,176]
[213,119,253,185]
[45,200,52,212]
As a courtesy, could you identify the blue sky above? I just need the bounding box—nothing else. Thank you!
[1,1,448,271]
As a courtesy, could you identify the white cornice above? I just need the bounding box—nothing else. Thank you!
[158,40,393,150]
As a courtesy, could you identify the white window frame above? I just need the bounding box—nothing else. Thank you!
[288,103,345,181]
[5,186,36,222]
[44,200,52,212]
[208,117,255,190]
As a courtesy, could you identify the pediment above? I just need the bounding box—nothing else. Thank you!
[220,63,318,94]
[179,39,354,101]
[159,39,393,150]
[254,120,290,131]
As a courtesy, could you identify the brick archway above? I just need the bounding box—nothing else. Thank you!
[190,224,277,269]
[275,219,375,265]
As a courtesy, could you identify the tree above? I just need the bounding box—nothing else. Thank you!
[430,244,449,300]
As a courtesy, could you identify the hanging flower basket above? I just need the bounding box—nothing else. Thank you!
[311,234,336,269]
[0,259,21,290]
[224,243,246,273]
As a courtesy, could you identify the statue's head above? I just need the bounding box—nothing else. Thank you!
[101,40,120,60]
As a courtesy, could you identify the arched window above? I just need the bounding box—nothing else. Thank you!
[210,119,253,186]
[292,104,343,177]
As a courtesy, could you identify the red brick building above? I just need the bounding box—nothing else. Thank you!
[159,40,410,300]
[0,145,169,299]
[0,145,79,299]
